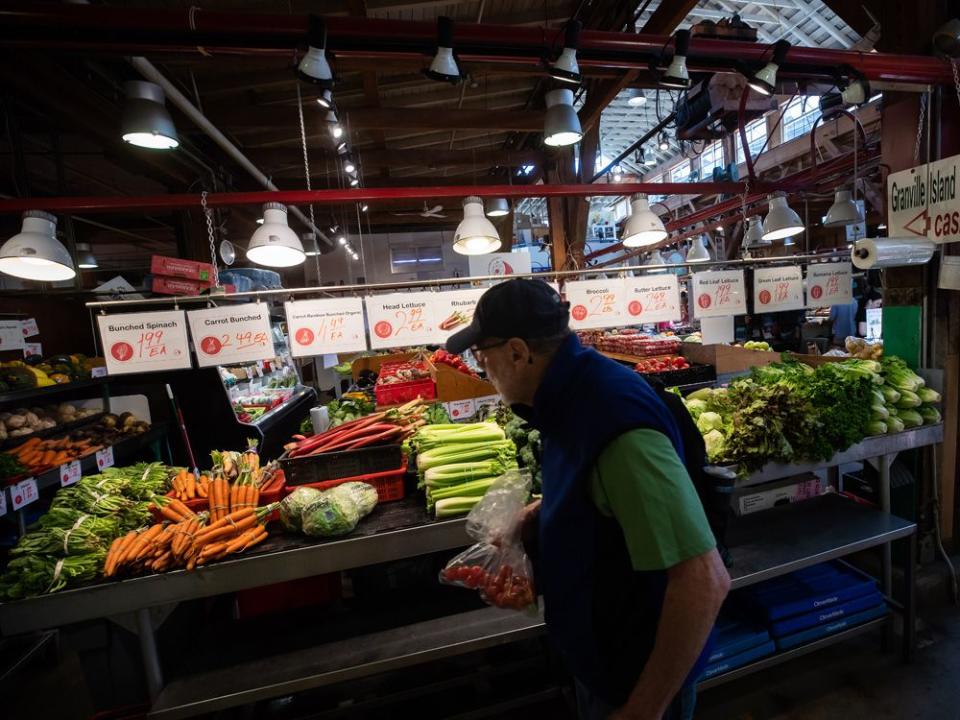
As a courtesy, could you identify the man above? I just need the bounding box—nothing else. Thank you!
[447,279,730,720]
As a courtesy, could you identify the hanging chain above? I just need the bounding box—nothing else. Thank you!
[296,83,322,281]
[200,190,220,288]
[913,92,927,164]
[952,59,960,111]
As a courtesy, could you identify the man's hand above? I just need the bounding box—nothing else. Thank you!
[519,498,541,528]
[518,498,541,554]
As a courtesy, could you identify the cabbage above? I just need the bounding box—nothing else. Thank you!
[920,405,942,424]
[870,404,889,421]
[895,390,921,409]
[703,429,726,462]
[696,411,724,433]
[866,420,888,436]
[684,398,708,420]
[898,409,923,428]
[918,387,941,404]
[329,482,378,517]
[302,493,360,537]
[880,386,902,405]
[279,487,324,532]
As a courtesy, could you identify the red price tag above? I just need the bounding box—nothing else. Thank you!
[759,289,771,305]
[11,477,38,511]
[811,285,823,300]
[96,446,115,470]
[60,460,81,487]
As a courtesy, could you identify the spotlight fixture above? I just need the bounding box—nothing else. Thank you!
[824,189,864,227]
[762,193,805,241]
[820,75,872,115]
[453,196,501,255]
[748,39,791,96]
[316,89,333,109]
[0,211,76,281]
[424,16,461,83]
[76,242,98,269]
[485,198,510,217]
[622,194,667,248]
[302,233,321,257]
[297,15,334,88]
[644,249,668,273]
[625,89,647,108]
[686,234,711,262]
[329,224,339,234]
[549,20,582,85]
[361,204,369,213]
[543,88,582,147]
[612,165,623,182]
[343,158,356,174]
[351,251,359,260]
[326,111,343,139]
[659,30,691,89]
[338,236,347,245]
[742,216,771,249]
[335,140,347,153]
[247,203,306,268]
[637,146,657,166]
[658,132,670,152]
[349,176,359,187]
[121,81,179,150]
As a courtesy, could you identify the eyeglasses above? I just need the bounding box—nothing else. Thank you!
[469,339,508,364]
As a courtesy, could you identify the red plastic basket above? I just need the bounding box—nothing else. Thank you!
[284,462,407,503]
[374,361,436,406]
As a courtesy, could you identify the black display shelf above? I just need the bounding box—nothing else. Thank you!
[0,377,107,406]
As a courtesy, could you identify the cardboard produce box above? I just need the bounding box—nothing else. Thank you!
[150,255,215,283]
[151,275,234,296]
[680,343,780,374]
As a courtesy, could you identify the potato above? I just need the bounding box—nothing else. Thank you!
[6,414,26,429]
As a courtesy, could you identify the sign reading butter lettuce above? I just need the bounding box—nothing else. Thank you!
[96,310,192,374]
[433,288,486,340]
[692,270,747,318]
[364,292,440,349]
[284,298,367,357]
[752,265,804,312]
[187,303,275,368]
[565,279,627,330]
[623,274,681,324]
[806,262,853,306]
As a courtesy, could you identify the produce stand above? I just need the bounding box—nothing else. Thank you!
[0,425,936,718]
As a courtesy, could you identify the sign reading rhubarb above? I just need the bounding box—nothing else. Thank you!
[806,262,853,306]
[565,279,626,330]
[752,265,804,312]
[187,303,275,367]
[433,288,485,340]
[623,275,681,324]
[691,270,747,318]
[284,298,367,357]
[96,310,192,375]
[364,292,440,349]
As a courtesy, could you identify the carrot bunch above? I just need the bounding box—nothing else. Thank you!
[170,469,207,501]
[7,436,101,475]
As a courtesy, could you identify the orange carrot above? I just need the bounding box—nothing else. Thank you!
[195,515,257,546]
[224,525,266,555]
[157,504,186,523]
[167,498,196,519]
[193,507,255,540]
[249,486,260,509]
[186,473,196,500]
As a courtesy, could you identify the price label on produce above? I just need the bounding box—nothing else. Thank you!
[753,265,804,312]
[364,292,441,350]
[20,317,39,337]
[91,366,107,378]
[11,477,38,511]
[691,270,747,318]
[97,310,192,375]
[806,262,853,306]
[0,320,25,351]
[23,342,42,359]
[432,288,485,341]
[96,446,115,470]
[284,297,368,357]
[474,394,501,415]
[565,279,627,330]
[187,303,276,367]
[446,398,477,421]
[60,460,81,488]
[622,275,681,324]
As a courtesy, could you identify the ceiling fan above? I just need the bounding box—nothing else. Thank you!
[391,202,446,219]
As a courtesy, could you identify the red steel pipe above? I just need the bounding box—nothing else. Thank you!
[0,4,953,85]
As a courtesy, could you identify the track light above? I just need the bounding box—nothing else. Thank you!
[343,158,356,174]
[637,146,657,166]
[349,176,359,187]
[612,166,623,182]
[659,30,691,89]
[76,242,98,269]
[0,211,76,281]
[742,216,770,249]
[644,249,667,273]
[625,89,647,108]
[453,196,501,255]
[820,76,871,115]
[824,189,864,227]
[425,16,461,83]
[247,203,306,268]
[297,15,334,88]
[622,194,667,248]
[543,88,582,147]
[303,233,321,257]
[361,204,369,213]
[686,234,711,262]
[762,193,805,242]
[549,20,582,85]
[748,40,790,96]
[121,81,179,150]
[338,236,347,245]
[485,198,510,217]
[316,89,333,109]
[335,141,347,153]
[351,252,359,260]
[658,132,670,152]
[326,111,343,139]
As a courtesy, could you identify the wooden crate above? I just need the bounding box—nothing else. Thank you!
[679,343,781,374]
[782,352,848,368]
[434,364,496,402]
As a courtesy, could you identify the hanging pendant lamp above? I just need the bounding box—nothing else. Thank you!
[622,194,667,247]
[297,15,334,88]
[748,40,791,96]
[549,20,582,84]
[424,16,461,83]
[76,242,98,269]
[686,234,711,262]
[485,198,510,217]
[824,189,864,227]
[762,193,805,241]
[644,249,668,273]
[543,89,582,147]
[453,196,501,255]
[659,30,691,89]
[121,81,179,150]
[742,216,771,249]
[247,203,306,268]
[0,211,76,281]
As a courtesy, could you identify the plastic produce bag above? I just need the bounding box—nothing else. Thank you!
[302,492,360,537]
[278,487,324,532]
[439,469,536,612]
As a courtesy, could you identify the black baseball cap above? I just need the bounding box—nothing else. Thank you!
[446,278,570,355]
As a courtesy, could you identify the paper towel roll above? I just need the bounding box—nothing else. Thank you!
[851,237,936,270]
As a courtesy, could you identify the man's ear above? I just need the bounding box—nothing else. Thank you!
[507,337,531,365]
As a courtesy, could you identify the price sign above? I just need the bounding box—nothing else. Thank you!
[866,308,882,340]
[97,310,192,375]
[433,289,485,340]
[284,297,367,357]
[691,270,747,319]
[565,279,627,330]
[60,460,82,487]
[0,320,24,351]
[753,265,804,312]
[96,446,115,470]
[806,262,853,306]
[446,398,477,421]
[622,275,681,324]
[20,317,39,337]
[474,394,501,416]
[364,292,441,350]
[187,303,276,367]
[11,477,38,511]
[23,342,42,358]
[91,366,107,378]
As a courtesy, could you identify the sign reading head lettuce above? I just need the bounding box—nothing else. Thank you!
[468,252,532,278]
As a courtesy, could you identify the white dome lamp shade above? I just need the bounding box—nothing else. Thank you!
[485,198,510,217]
[660,30,691,89]
[686,233,711,262]
[247,203,306,268]
[121,81,179,150]
[0,211,76,281]
[626,89,647,108]
[748,40,791,96]
[742,215,771,249]
[424,16,462,83]
[644,249,668,273]
[762,193,805,242]
[824,189,864,227]
[543,88,582,147]
[76,242,98,269]
[549,20,582,84]
[297,15,334,89]
[622,194,667,248]
[453,196,501,255]
[303,233,321,257]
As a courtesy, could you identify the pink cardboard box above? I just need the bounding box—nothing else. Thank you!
[150,255,215,283]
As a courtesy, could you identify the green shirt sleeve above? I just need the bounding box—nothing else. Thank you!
[590,428,715,572]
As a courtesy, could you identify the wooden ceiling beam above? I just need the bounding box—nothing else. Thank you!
[222,107,544,131]
[247,146,542,168]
